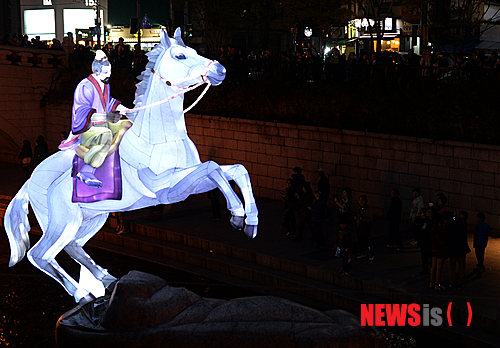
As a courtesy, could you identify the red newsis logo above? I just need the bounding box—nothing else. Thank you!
[360,303,472,327]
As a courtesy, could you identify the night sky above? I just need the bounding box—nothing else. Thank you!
[108,0,169,26]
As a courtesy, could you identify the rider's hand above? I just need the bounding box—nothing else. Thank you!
[106,111,121,123]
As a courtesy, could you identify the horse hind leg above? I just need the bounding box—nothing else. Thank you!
[165,161,245,227]
[27,224,82,300]
[64,213,118,294]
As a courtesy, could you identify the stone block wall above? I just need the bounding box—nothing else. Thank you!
[186,114,500,229]
[0,64,66,161]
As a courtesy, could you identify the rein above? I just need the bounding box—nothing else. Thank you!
[123,60,217,115]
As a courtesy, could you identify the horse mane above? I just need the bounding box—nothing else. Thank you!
[131,43,164,121]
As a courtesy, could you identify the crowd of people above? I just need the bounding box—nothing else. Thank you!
[3,32,499,86]
[281,167,492,289]
[213,43,500,86]
[1,33,147,72]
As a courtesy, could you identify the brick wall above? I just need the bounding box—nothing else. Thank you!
[0,64,497,228]
[186,114,500,229]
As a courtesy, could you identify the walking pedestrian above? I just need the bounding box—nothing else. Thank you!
[448,211,471,288]
[474,213,492,272]
[355,195,374,260]
[387,189,403,251]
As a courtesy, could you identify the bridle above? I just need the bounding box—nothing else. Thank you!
[124,60,218,115]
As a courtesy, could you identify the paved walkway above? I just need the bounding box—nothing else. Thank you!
[1,161,500,346]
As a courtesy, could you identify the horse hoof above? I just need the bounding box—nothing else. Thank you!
[102,274,118,291]
[230,216,244,230]
[244,225,258,239]
[76,292,96,306]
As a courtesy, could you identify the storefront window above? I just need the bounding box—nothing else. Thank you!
[373,38,400,52]
[64,9,103,43]
[24,9,55,40]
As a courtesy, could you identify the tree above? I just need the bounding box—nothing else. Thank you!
[177,0,246,56]
[428,0,500,53]
[355,0,399,53]
[277,0,352,44]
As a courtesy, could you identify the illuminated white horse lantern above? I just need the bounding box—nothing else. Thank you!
[5,29,258,303]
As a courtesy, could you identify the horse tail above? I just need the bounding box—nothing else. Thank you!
[5,180,31,267]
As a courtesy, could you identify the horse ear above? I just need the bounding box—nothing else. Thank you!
[174,27,186,47]
[160,30,171,49]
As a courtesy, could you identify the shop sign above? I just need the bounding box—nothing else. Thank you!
[402,4,421,22]
[332,27,344,39]
[401,22,421,36]
[385,18,393,31]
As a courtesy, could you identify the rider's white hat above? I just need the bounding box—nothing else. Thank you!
[94,50,108,62]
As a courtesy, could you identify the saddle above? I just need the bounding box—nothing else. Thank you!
[71,120,132,203]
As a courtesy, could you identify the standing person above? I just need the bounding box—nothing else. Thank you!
[449,211,471,288]
[291,166,305,193]
[474,213,492,272]
[18,140,32,179]
[430,212,450,290]
[387,189,403,251]
[317,168,331,220]
[31,135,49,170]
[355,195,375,260]
[409,188,424,245]
[207,188,221,220]
[282,179,299,238]
[435,193,448,216]
[60,131,68,145]
[337,218,353,275]
[311,191,328,248]
[317,168,330,201]
[418,207,434,275]
[333,187,352,227]
[296,182,314,242]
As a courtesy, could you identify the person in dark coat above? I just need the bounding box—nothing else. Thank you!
[355,195,374,260]
[207,188,221,220]
[448,211,471,288]
[418,207,435,275]
[296,182,314,242]
[317,168,330,201]
[18,139,32,179]
[474,212,492,272]
[311,191,327,248]
[387,189,403,250]
[337,218,352,275]
[430,211,451,290]
[31,135,48,169]
[282,179,299,238]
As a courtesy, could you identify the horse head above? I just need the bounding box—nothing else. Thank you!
[156,28,226,88]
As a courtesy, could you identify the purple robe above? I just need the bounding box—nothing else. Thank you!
[72,75,120,135]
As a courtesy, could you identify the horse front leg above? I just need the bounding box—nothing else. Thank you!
[163,161,245,229]
[221,164,258,238]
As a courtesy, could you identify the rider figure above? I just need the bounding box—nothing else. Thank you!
[72,50,129,188]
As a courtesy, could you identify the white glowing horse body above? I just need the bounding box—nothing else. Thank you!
[5,29,258,303]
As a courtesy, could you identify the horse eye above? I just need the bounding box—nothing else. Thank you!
[175,53,186,60]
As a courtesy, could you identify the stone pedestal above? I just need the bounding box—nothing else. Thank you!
[56,271,386,348]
